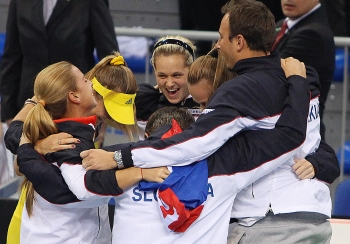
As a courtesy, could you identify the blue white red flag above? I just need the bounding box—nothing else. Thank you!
[138,119,208,232]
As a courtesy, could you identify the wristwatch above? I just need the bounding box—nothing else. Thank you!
[113,150,124,169]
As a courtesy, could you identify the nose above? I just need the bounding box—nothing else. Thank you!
[215,40,220,49]
[165,77,175,87]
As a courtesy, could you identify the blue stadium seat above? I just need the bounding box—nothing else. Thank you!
[333,178,350,218]
[336,141,350,175]
[0,33,5,61]
[333,48,350,82]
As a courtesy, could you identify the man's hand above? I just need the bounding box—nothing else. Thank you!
[292,158,315,180]
[81,149,117,170]
[281,57,306,78]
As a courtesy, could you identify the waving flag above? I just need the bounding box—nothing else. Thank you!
[138,119,208,232]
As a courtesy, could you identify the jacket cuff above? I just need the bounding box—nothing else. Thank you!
[121,146,133,168]
[305,154,318,179]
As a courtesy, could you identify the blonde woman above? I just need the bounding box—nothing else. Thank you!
[135,35,200,135]
[5,54,168,243]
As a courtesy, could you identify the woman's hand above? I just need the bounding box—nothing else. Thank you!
[34,132,79,155]
[292,158,315,180]
[141,167,171,183]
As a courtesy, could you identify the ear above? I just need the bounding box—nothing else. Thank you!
[236,34,244,51]
[68,91,81,104]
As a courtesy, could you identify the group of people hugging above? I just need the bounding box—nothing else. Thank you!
[4,1,339,244]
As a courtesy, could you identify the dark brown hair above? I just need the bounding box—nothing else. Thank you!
[222,0,275,53]
[145,107,195,136]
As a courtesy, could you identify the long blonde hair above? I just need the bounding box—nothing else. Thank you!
[22,61,77,216]
[85,51,138,141]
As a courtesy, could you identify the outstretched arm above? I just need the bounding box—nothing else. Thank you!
[62,144,170,200]
[80,58,308,172]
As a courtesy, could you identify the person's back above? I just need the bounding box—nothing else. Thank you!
[273,0,335,140]
[0,0,118,123]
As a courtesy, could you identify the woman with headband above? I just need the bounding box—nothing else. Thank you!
[135,35,201,137]
[5,53,169,244]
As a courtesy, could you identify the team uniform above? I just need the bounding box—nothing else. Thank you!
[10,117,111,244]
[4,51,337,243]
[226,54,336,242]
[58,72,310,243]
[112,52,336,241]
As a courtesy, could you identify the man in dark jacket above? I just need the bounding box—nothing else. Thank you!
[272,0,335,141]
[0,0,119,124]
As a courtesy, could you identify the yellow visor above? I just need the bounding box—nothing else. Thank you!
[92,77,136,125]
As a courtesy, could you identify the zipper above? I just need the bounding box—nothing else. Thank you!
[96,207,101,239]
[265,203,273,215]
[251,183,255,198]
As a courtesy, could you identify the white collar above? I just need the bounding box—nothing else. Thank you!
[285,3,321,32]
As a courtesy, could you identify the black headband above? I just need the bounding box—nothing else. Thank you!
[153,39,195,58]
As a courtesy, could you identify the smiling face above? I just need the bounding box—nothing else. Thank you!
[281,0,319,20]
[155,54,190,104]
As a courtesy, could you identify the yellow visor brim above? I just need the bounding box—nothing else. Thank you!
[92,77,136,125]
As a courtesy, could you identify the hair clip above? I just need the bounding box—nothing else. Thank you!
[110,56,125,66]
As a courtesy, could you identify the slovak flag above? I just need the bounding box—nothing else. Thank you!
[138,119,208,232]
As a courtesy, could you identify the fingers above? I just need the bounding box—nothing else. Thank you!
[293,159,315,180]
[56,132,79,146]
[298,172,314,180]
[157,168,171,182]
[81,150,99,170]
[281,57,306,78]
[81,150,90,170]
[160,166,171,175]
[82,161,91,169]
[80,150,89,159]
